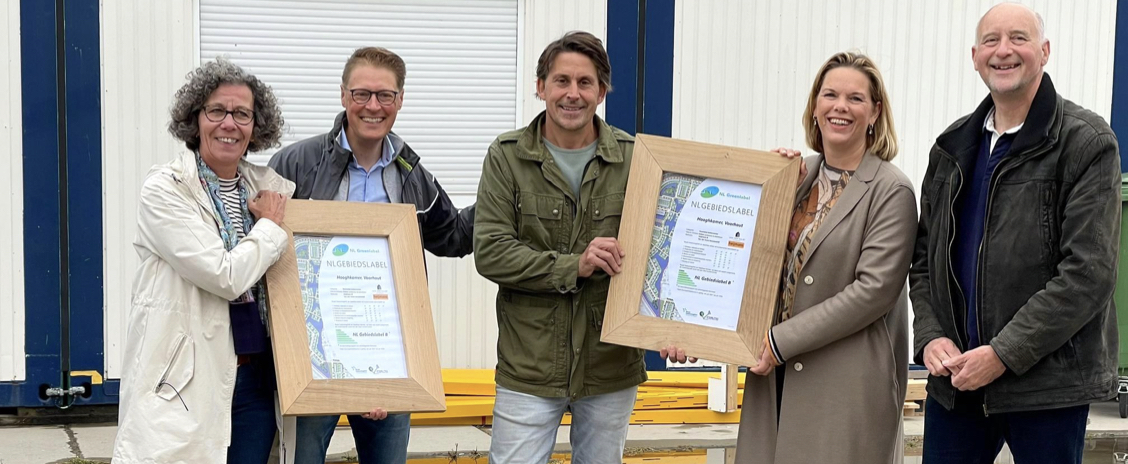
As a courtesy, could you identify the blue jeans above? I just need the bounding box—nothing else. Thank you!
[922,396,1089,464]
[489,385,638,464]
[227,352,277,464]
[295,413,410,464]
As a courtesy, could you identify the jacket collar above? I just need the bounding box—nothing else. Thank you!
[168,150,296,215]
[514,111,625,164]
[328,111,420,173]
[850,149,882,183]
[796,150,881,197]
[799,151,880,256]
[936,73,1061,161]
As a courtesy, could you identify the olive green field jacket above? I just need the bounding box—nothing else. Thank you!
[474,112,647,399]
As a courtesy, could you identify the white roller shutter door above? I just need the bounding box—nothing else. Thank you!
[199,0,519,196]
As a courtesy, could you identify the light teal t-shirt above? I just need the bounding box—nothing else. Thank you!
[544,138,598,198]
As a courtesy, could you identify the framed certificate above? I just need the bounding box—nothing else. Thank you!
[602,134,800,366]
[265,200,445,415]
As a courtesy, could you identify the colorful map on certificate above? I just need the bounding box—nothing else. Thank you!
[294,235,352,380]
[640,173,703,322]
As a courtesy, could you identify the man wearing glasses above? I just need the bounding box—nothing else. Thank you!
[269,46,474,464]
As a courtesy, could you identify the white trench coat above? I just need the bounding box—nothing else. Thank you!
[112,150,294,464]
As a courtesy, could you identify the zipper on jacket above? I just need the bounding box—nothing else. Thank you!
[974,144,1050,417]
[975,148,1046,344]
[974,159,1020,349]
[937,149,967,350]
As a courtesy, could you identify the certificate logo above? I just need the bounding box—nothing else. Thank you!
[729,232,746,249]
[332,244,350,256]
[701,186,720,198]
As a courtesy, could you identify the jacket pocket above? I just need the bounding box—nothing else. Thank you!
[496,291,560,384]
[1039,182,1061,263]
[1002,338,1084,394]
[517,192,566,251]
[586,299,642,383]
[154,333,195,401]
[589,192,625,240]
[927,176,951,221]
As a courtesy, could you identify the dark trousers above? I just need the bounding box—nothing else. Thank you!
[227,350,278,464]
[922,395,1089,464]
[295,413,410,464]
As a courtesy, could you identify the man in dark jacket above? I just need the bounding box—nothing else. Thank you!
[269,46,473,464]
[911,4,1120,463]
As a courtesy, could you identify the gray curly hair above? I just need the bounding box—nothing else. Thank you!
[168,58,284,153]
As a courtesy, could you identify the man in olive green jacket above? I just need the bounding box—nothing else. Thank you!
[474,31,646,463]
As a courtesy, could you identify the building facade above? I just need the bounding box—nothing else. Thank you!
[1,0,1123,408]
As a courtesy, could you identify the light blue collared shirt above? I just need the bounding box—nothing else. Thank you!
[339,130,396,204]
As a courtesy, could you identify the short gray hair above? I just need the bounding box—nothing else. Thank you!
[168,58,284,153]
[975,2,1047,45]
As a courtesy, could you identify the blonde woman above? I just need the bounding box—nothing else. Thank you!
[663,51,916,463]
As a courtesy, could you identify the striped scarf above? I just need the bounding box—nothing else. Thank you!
[777,162,852,322]
[195,154,260,308]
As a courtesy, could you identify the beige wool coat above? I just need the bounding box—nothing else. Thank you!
[735,152,917,464]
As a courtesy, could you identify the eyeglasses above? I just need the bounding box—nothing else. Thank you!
[202,105,254,125]
[348,88,399,106]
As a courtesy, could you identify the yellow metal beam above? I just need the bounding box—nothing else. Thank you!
[635,389,744,410]
[414,397,495,419]
[388,369,755,427]
[627,408,741,424]
[440,369,748,394]
[643,371,746,389]
[411,408,744,427]
[442,369,497,396]
[411,416,489,426]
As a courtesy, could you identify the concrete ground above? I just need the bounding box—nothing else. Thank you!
[1,401,1126,463]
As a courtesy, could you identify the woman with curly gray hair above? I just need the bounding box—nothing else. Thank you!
[112,58,295,464]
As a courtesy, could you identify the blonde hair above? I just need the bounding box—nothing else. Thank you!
[801,51,898,161]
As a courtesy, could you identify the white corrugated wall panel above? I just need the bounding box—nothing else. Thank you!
[519,0,607,122]
[102,0,197,379]
[672,0,1117,360]
[0,0,24,382]
[673,0,1116,193]
[425,254,499,368]
[199,0,519,198]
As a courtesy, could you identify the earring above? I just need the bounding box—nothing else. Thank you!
[813,116,818,126]
[867,124,874,135]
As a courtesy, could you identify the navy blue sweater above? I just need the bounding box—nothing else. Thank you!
[952,130,1015,349]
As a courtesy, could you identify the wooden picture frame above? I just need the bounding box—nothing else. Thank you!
[602,134,800,366]
[265,200,445,415]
